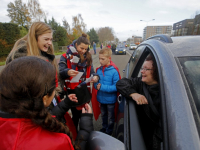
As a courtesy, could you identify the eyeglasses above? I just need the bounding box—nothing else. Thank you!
[140,68,153,71]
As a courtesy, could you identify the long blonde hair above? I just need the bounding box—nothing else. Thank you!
[9,22,58,71]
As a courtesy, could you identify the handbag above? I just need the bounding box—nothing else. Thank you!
[67,84,91,107]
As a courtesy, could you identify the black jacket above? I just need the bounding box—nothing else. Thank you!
[116,77,162,150]
[51,98,94,150]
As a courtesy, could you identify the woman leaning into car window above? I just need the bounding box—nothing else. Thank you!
[116,54,162,150]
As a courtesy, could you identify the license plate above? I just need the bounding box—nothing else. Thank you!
[119,51,122,53]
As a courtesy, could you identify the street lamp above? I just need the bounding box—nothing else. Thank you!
[140,19,155,26]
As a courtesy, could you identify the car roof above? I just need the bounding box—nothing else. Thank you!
[169,36,200,57]
[142,35,200,58]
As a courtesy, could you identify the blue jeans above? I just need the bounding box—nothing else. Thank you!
[100,103,115,135]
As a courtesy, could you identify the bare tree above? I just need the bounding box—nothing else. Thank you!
[114,37,119,44]
[97,27,114,44]
[62,17,71,33]
[27,0,47,22]
[72,14,87,36]
[7,0,31,27]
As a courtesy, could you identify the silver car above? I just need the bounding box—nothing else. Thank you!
[87,34,200,150]
[129,44,137,50]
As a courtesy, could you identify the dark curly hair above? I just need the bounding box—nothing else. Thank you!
[0,56,79,149]
[145,54,159,82]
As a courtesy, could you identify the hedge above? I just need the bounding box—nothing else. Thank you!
[0,23,21,57]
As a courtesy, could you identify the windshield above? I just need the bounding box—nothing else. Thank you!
[178,57,200,116]
[117,45,125,48]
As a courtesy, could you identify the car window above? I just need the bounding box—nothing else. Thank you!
[178,57,200,116]
[128,49,163,150]
[128,46,146,78]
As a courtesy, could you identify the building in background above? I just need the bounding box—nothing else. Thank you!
[127,36,142,45]
[132,36,142,44]
[143,26,172,40]
[193,14,200,35]
[172,19,194,36]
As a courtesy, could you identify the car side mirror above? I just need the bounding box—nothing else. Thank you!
[86,131,125,150]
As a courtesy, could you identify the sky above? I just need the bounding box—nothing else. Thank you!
[0,0,200,41]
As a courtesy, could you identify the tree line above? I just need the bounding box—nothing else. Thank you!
[0,0,119,58]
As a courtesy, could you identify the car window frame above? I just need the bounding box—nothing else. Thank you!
[127,45,169,150]
[126,46,150,150]
[145,45,168,150]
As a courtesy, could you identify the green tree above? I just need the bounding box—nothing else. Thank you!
[19,26,28,38]
[87,28,99,43]
[47,17,67,46]
[7,0,31,28]
[0,23,20,57]
[54,26,67,46]
[47,17,59,31]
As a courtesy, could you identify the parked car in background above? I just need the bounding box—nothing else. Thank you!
[115,45,126,55]
[129,43,137,50]
[87,35,200,150]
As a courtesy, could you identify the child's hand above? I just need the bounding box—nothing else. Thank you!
[91,75,99,83]
[68,94,78,103]
[82,103,92,114]
[97,83,101,90]
[68,69,79,77]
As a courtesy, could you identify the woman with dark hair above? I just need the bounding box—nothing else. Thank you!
[0,56,93,150]
[59,33,99,131]
[116,54,162,150]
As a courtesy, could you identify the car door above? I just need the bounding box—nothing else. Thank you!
[115,43,170,150]
[126,46,153,150]
[114,45,147,150]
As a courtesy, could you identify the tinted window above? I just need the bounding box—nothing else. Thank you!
[178,57,200,116]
